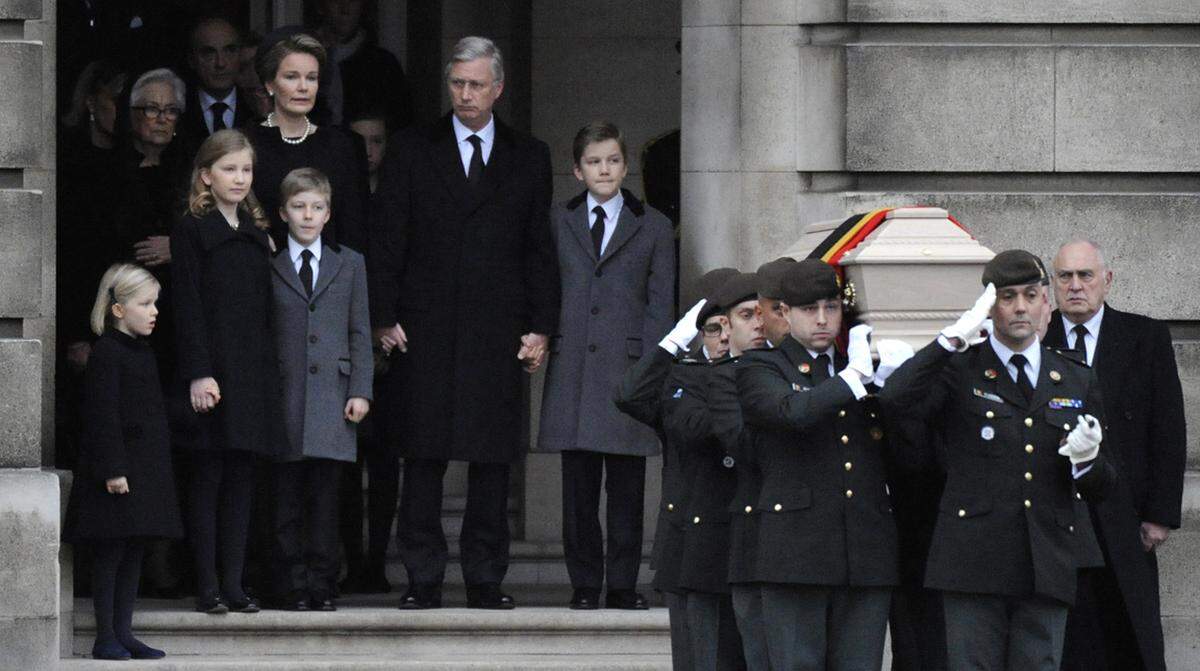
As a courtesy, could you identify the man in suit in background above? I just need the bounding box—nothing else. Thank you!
[182,17,254,144]
[369,36,558,611]
[1047,239,1185,671]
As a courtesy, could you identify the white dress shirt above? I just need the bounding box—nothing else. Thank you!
[988,334,1041,389]
[288,235,322,289]
[452,114,495,175]
[587,191,623,256]
[198,88,237,135]
[1062,304,1104,366]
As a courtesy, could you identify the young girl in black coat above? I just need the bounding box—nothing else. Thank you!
[171,129,276,614]
[64,263,183,660]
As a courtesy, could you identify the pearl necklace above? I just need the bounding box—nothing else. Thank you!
[267,112,312,145]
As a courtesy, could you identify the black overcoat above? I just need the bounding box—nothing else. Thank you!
[737,337,899,587]
[170,209,277,456]
[878,339,1117,606]
[64,330,183,542]
[1046,306,1183,669]
[368,114,558,463]
[711,357,762,586]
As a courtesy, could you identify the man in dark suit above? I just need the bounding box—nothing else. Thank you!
[181,17,254,144]
[369,36,558,610]
[880,250,1118,670]
[1046,239,1185,671]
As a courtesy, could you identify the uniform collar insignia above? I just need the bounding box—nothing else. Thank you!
[984,368,999,380]
[1049,370,1062,382]
[799,362,811,374]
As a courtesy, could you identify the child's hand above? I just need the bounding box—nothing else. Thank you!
[344,397,370,423]
[106,476,129,494]
[190,377,221,413]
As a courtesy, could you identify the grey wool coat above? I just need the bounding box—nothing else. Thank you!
[271,240,374,463]
[537,189,676,456]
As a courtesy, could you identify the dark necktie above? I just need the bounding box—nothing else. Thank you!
[1010,354,1034,403]
[210,101,229,132]
[591,205,606,258]
[466,134,484,186]
[1072,324,1088,357]
[299,249,314,298]
[811,353,831,383]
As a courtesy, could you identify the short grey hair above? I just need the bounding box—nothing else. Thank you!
[443,36,504,84]
[1054,238,1108,270]
[129,68,187,111]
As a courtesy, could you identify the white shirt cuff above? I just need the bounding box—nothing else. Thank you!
[658,339,684,357]
[937,334,958,352]
[1072,463,1094,479]
[838,369,869,400]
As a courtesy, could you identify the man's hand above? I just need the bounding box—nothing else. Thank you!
[1058,414,1102,464]
[190,377,221,413]
[874,338,915,387]
[941,283,996,351]
[659,299,706,355]
[518,333,549,373]
[375,323,408,354]
[134,235,172,267]
[106,476,129,495]
[1141,521,1170,552]
[844,324,875,383]
[66,341,91,371]
[344,397,370,423]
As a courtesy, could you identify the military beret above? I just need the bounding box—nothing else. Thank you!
[755,257,798,299]
[981,249,1049,288]
[693,267,739,328]
[779,259,841,307]
[715,273,761,316]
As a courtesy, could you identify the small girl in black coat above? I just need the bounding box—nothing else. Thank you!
[64,262,183,660]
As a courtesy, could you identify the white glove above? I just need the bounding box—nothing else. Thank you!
[659,299,707,355]
[941,283,996,352]
[1058,414,1102,465]
[843,324,874,383]
[873,338,915,387]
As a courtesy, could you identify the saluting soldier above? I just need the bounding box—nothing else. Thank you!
[879,249,1117,670]
[736,259,895,671]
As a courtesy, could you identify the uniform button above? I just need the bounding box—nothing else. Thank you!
[844,462,853,472]
[588,345,597,352]
[958,509,966,518]
[1025,472,1033,481]
[774,503,782,512]
[309,365,319,374]
[845,489,854,499]
[1075,492,1082,500]
[1064,423,1071,431]
[838,410,846,418]
[1025,444,1034,454]
[1024,499,1032,509]
[309,304,317,312]
[693,516,701,524]
[745,506,753,514]
[309,334,318,344]
[869,412,877,419]
[594,269,603,278]
[1069,525,1075,533]
[590,306,599,315]
[986,411,995,419]
[1024,417,1033,427]
[841,435,849,445]
[667,504,674,511]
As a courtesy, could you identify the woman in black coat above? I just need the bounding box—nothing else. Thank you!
[64,263,182,661]
[171,130,277,614]
[248,30,370,252]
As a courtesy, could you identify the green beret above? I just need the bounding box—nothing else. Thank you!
[755,257,798,299]
[694,267,739,327]
[779,259,840,307]
[714,273,760,316]
[982,249,1049,288]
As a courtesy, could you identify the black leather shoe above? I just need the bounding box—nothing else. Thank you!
[195,593,229,614]
[121,638,166,660]
[466,584,516,610]
[605,589,649,610]
[569,587,601,610]
[274,598,310,612]
[225,594,260,613]
[398,584,442,610]
[92,638,132,660]
[310,596,337,612]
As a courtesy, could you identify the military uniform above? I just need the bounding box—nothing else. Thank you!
[878,337,1116,671]
[737,337,898,671]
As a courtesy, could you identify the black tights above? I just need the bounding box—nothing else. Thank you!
[91,539,146,647]
[187,450,255,600]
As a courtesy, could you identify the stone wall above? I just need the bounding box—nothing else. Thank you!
[682,1,1200,665]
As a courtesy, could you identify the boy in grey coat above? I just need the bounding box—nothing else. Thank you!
[538,122,676,610]
[269,168,373,611]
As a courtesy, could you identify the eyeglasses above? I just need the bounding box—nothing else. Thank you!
[132,105,183,120]
[701,323,724,336]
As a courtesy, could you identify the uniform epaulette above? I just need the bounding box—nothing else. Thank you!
[713,355,740,366]
[677,356,703,365]
[1049,347,1090,367]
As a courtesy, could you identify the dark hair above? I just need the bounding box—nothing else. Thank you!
[345,104,387,128]
[572,121,627,165]
[255,32,327,86]
[188,15,242,51]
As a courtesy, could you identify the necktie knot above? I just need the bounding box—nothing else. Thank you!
[210,101,229,131]
[811,353,831,382]
[1009,354,1034,402]
[467,134,482,148]
[301,249,313,261]
[1072,324,1088,353]
[1009,353,1027,369]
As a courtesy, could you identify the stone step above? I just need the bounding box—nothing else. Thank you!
[73,598,671,658]
[60,653,672,670]
[377,541,655,588]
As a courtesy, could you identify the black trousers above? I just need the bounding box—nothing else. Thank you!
[943,591,1067,671]
[760,584,892,671]
[91,539,145,646]
[187,449,255,600]
[560,450,646,591]
[1061,565,1145,670]
[270,458,343,600]
[398,458,510,587]
[339,419,400,576]
[686,591,746,671]
[889,585,947,671]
